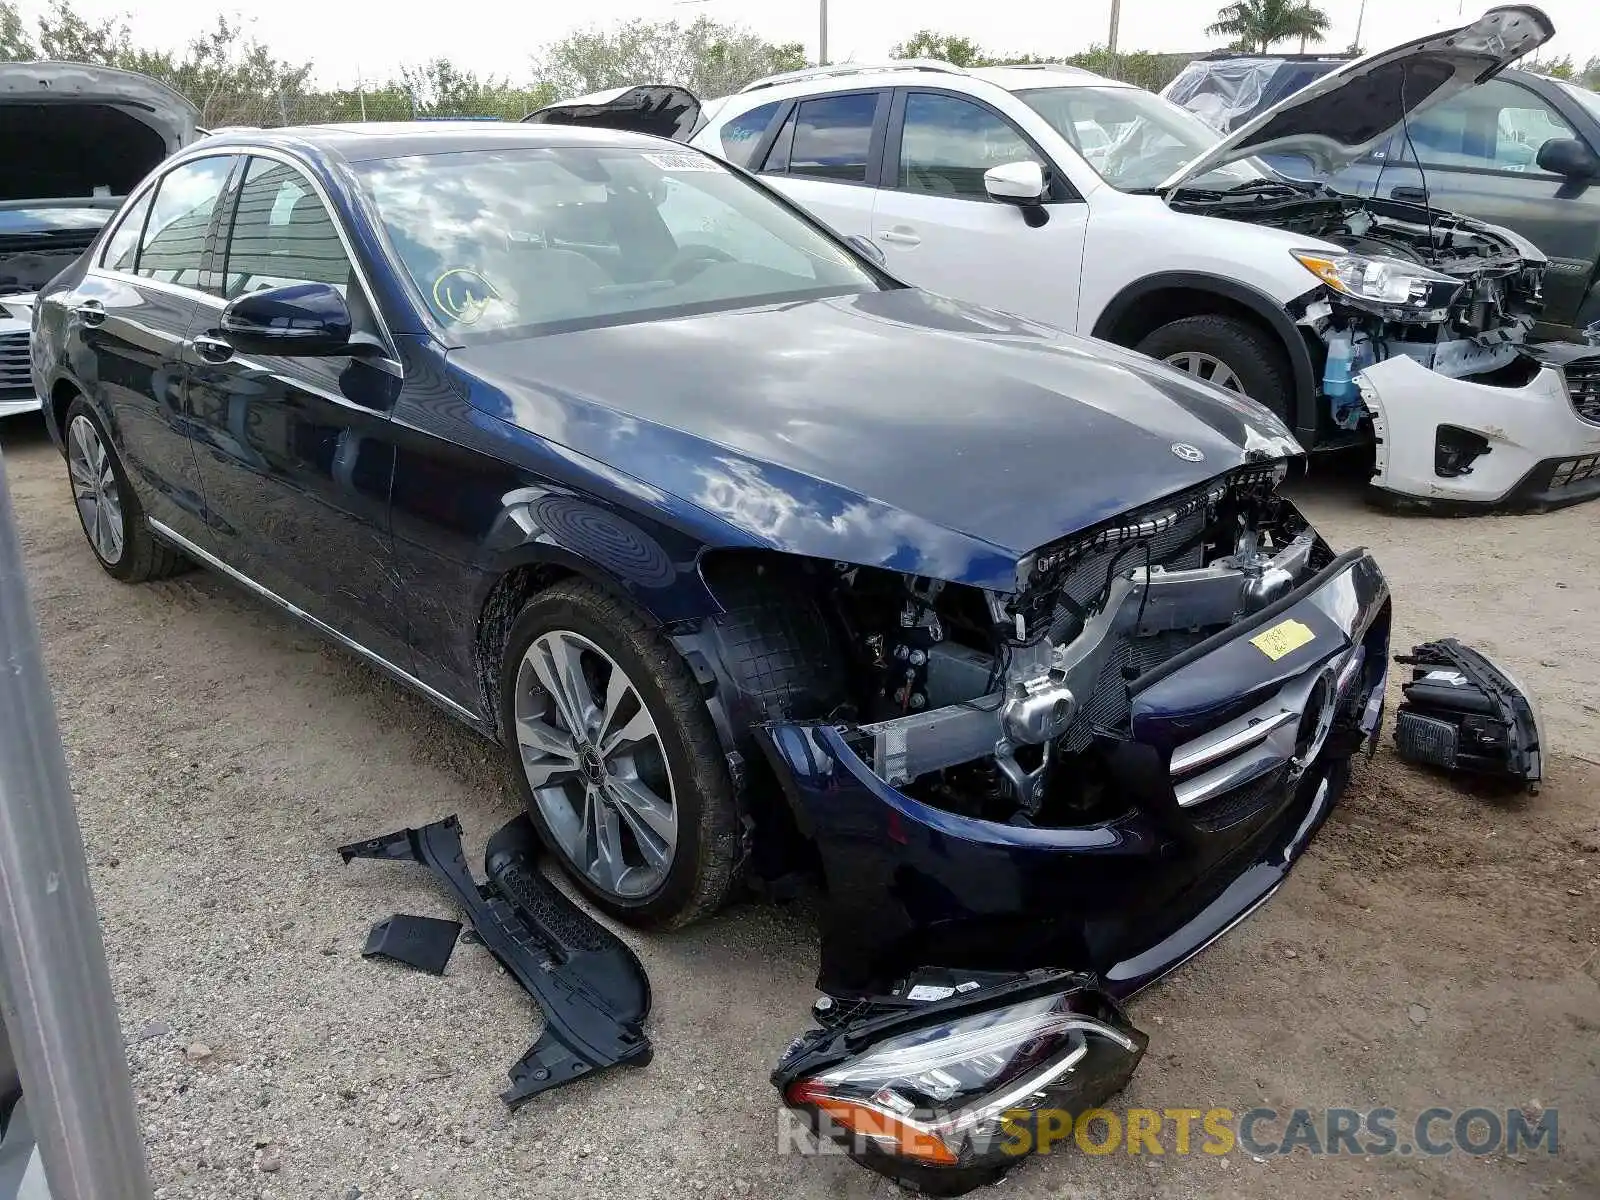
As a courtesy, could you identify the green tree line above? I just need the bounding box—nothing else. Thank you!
[1,0,1595,129]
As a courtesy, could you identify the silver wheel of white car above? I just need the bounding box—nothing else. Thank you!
[1162,351,1244,393]
[514,629,679,900]
[67,413,125,564]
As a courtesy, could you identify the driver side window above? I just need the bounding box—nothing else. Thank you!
[896,92,1042,200]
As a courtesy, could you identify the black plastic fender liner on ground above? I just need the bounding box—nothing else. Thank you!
[338,814,653,1107]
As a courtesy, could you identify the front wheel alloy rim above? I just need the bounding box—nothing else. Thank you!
[514,630,678,900]
[1163,350,1244,394]
[67,414,124,563]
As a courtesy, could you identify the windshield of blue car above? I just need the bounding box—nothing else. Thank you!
[1014,85,1273,192]
[355,145,880,338]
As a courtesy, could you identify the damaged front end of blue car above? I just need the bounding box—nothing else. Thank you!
[744,465,1391,1193]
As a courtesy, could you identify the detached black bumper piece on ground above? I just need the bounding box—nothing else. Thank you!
[1394,638,1544,790]
[361,914,463,976]
[339,814,653,1106]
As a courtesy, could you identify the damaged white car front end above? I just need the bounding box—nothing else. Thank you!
[1160,5,1600,511]
[1359,341,1600,510]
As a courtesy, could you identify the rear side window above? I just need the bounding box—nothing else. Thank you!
[137,156,234,291]
[788,93,879,183]
[720,101,782,168]
[219,157,353,299]
[100,190,153,272]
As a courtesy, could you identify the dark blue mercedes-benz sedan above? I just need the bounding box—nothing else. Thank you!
[32,121,1389,1191]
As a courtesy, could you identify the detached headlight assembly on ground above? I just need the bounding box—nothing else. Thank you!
[1292,249,1464,321]
[772,971,1147,1195]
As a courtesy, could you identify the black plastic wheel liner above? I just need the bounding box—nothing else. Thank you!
[338,814,652,1106]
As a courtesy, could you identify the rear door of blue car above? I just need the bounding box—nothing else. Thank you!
[57,153,237,545]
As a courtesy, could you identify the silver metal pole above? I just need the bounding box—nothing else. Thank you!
[819,0,828,66]
[0,447,153,1200]
[1353,0,1368,53]
[1108,0,1121,54]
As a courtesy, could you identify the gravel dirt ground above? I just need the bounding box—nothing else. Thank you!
[2,415,1597,1200]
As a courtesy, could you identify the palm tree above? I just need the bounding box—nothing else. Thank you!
[1208,0,1332,54]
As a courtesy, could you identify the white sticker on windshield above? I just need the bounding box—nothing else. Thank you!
[643,151,719,172]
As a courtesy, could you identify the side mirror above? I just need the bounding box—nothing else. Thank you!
[845,233,886,267]
[220,281,354,357]
[984,160,1047,206]
[1535,137,1600,180]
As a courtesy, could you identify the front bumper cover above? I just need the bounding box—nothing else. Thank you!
[757,548,1391,1001]
[1357,345,1600,512]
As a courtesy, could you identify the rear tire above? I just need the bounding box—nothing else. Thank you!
[1135,314,1294,425]
[62,398,186,583]
[499,580,738,930]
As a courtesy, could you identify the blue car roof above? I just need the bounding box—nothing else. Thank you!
[192,121,675,164]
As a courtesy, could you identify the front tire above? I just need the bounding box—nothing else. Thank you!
[1135,314,1293,424]
[498,580,738,929]
[63,398,185,582]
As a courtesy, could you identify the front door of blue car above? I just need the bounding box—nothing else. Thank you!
[181,153,410,668]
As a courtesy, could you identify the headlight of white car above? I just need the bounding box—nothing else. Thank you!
[1291,249,1464,321]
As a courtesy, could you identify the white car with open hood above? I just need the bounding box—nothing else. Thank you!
[528,6,1600,512]
[0,62,197,419]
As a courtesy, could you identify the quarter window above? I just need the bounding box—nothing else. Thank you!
[99,190,153,272]
[787,93,879,183]
[897,93,1042,198]
[137,156,233,290]
[720,101,782,168]
[220,157,353,299]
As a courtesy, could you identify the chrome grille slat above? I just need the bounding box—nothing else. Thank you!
[1567,360,1600,425]
[0,330,30,392]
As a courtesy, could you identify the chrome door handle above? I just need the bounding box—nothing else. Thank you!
[190,334,234,363]
[878,229,922,247]
[72,299,106,327]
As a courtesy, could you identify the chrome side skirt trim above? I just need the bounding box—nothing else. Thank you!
[147,519,481,728]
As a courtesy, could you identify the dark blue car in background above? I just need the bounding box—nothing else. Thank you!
[30,121,1390,1192]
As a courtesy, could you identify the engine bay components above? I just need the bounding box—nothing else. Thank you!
[804,467,1328,824]
[1393,638,1544,790]
[338,813,653,1106]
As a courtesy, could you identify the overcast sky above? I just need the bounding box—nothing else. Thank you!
[15,0,1599,88]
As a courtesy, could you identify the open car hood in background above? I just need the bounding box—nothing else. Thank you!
[0,61,198,151]
[522,85,702,141]
[1158,5,1555,190]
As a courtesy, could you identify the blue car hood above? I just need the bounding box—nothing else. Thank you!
[451,289,1300,589]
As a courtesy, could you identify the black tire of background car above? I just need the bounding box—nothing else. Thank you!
[63,397,187,583]
[1134,314,1294,425]
[498,579,739,930]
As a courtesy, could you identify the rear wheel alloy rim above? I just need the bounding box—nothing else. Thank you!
[514,630,678,899]
[67,414,124,563]
[1163,351,1243,393]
